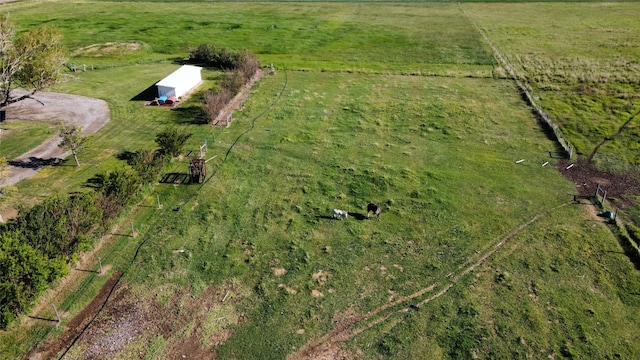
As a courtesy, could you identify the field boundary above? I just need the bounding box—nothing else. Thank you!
[459,3,574,160]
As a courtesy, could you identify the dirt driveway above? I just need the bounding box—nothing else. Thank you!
[1,90,110,186]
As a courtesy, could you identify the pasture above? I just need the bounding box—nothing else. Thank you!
[0,2,639,359]
[466,2,640,168]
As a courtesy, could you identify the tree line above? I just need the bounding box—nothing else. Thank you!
[0,127,191,329]
[188,44,261,124]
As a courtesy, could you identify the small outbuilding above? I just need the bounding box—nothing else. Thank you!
[156,65,202,99]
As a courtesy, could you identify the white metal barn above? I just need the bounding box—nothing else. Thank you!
[156,65,203,98]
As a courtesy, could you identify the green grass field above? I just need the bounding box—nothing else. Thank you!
[1,2,639,359]
[465,2,640,167]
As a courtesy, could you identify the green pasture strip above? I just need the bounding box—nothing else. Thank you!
[0,121,57,160]
[213,72,577,358]
[5,2,492,71]
[464,2,640,166]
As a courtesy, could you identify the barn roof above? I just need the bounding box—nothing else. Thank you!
[156,65,202,88]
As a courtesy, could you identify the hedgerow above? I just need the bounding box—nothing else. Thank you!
[0,127,191,329]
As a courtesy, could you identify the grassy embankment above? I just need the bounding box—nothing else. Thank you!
[0,2,639,359]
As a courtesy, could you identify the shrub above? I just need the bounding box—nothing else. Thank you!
[0,233,68,329]
[11,193,102,258]
[205,88,234,121]
[126,149,168,184]
[155,127,192,158]
[221,71,246,95]
[234,50,261,81]
[188,44,259,72]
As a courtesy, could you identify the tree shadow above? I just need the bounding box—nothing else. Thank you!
[8,157,62,169]
[170,105,209,125]
[84,174,105,190]
[116,150,137,164]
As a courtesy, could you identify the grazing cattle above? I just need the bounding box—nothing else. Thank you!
[332,208,348,219]
[367,203,381,220]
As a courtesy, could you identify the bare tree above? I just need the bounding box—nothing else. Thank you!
[58,126,88,167]
[0,15,67,109]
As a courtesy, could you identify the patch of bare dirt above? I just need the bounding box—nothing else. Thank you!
[27,271,122,360]
[29,280,246,360]
[274,267,288,276]
[558,159,640,209]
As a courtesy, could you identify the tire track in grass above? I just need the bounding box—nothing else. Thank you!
[289,202,572,359]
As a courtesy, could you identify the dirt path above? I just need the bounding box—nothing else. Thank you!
[1,90,110,187]
[26,271,122,360]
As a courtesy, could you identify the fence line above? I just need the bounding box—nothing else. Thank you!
[458,3,574,160]
[591,183,640,261]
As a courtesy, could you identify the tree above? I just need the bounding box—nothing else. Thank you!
[58,125,88,166]
[155,127,192,158]
[0,14,67,109]
[0,232,68,329]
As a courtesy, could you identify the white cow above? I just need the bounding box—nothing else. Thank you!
[332,208,348,219]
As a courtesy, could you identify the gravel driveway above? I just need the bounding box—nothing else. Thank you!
[2,90,110,186]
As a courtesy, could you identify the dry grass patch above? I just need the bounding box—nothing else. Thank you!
[72,42,143,57]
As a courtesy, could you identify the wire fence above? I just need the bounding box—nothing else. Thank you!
[460,4,639,263]
[459,3,574,160]
[592,183,640,262]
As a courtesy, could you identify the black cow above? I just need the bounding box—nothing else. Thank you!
[367,203,381,220]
